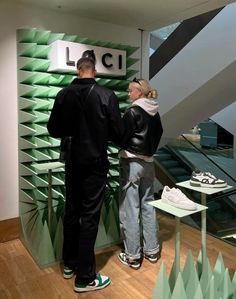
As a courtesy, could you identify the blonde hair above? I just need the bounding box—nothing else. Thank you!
[132,78,158,99]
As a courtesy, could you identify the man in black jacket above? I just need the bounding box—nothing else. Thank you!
[47,57,124,292]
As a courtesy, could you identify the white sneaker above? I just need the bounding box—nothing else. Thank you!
[74,273,111,293]
[190,171,227,188]
[161,186,197,210]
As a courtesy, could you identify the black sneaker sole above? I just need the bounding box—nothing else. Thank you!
[190,180,227,188]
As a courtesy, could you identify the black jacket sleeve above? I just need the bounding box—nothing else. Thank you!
[119,108,137,147]
[106,92,126,147]
[47,88,78,138]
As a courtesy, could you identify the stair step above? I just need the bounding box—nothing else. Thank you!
[160,160,179,168]
[168,167,189,176]
[175,175,191,182]
[155,153,172,161]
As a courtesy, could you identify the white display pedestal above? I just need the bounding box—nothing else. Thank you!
[31,162,64,233]
[149,200,207,281]
[176,180,232,271]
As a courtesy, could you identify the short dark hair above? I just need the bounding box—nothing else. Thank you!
[76,57,95,71]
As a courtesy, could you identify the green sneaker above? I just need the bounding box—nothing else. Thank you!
[74,273,111,293]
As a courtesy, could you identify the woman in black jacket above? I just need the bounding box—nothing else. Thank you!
[118,78,163,270]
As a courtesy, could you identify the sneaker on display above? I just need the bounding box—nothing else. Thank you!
[74,273,111,293]
[190,170,227,188]
[161,186,197,210]
[118,251,141,270]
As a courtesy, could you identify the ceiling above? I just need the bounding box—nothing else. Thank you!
[17,0,236,31]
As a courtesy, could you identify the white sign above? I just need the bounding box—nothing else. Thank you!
[48,40,126,76]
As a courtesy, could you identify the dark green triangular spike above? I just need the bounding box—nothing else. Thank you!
[33,45,50,59]
[18,57,50,72]
[19,136,36,149]
[113,44,139,57]
[74,37,94,44]
[193,284,203,299]
[204,276,216,299]
[47,33,65,44]
[171,273,188,299]
[213,252,226,289]
[152,263,171,299]
[34,111,50,123]
[183,250,195,287]
[19,110,37,123]
[18,43,37,57]
[19,124,36,136]
[18,97,36,110]
[186,263,200,299]
[34,30,51,44]
[48,74,74,86]
[119,101,130,112]
[115,91,128,102]
[19,163,37,176]
[36,221,55,266]
[17,28,37,43]
[127,57,139,68]
[125,69,139,79]
[63,35,77,42]
[19,70,50,85]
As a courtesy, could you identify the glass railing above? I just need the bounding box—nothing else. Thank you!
[154,135,236,246]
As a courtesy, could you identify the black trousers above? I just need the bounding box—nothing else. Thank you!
[63,159,109,284]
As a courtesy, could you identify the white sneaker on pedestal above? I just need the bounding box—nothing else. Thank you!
[161,186,197,210]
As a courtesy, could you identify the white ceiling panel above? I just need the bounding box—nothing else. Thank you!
[15,0,236,30]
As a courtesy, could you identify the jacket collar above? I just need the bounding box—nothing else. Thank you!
[71,78,96,85]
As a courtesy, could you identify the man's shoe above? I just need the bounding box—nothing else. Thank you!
[161,186,197,210]
[63,266,75,279]
[144,252,160,263]
[118,251,141,270]
[190,170,227,188]
[74,273,111,293]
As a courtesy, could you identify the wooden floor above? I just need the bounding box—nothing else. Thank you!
[0,214,235,299]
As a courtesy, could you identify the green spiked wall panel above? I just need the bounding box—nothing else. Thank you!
[152,251,236,299]
[17,28,139,267]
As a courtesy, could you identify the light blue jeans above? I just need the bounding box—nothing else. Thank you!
[119,158,159,261]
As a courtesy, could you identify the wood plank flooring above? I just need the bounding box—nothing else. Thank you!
[0,213,235,298]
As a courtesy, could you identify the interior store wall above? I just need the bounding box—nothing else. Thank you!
[0,0,143,221]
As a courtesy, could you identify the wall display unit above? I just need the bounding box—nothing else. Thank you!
[17,28,139,267]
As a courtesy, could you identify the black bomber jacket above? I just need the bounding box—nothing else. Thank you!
[122,105,163,156]
[47,78,125,163]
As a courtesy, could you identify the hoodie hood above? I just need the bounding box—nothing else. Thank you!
[131,97,159,116]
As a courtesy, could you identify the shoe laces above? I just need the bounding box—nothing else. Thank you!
[173,188,192,202]
[205,172,216,179]
[173,188,183,196]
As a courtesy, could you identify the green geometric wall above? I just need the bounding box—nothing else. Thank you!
[17,28,139,267]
